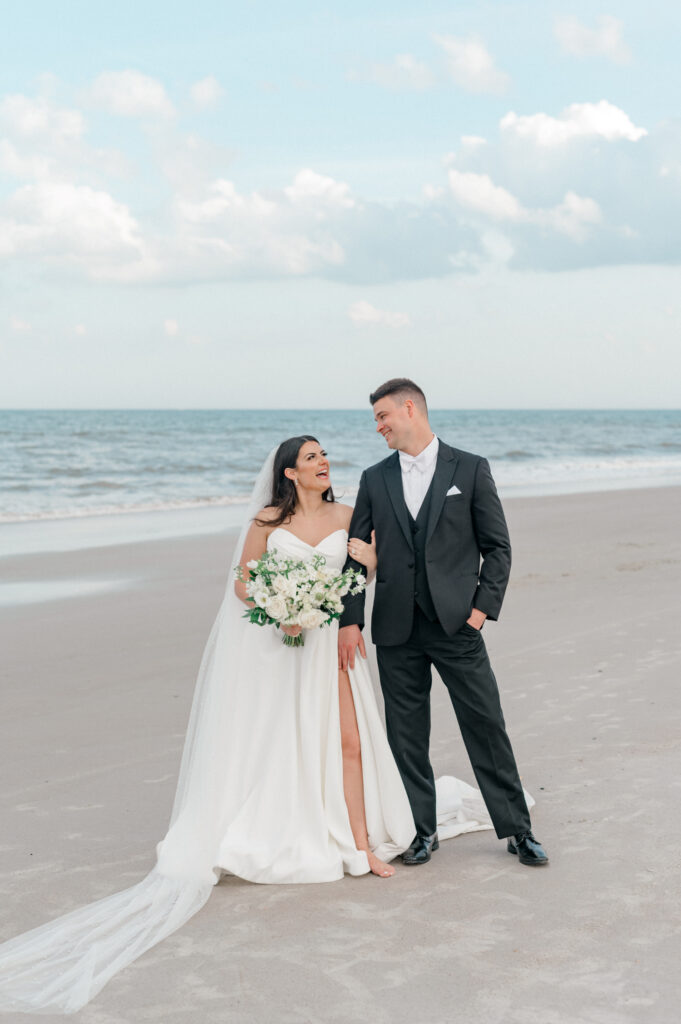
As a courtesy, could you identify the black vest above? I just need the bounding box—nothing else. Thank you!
[407,480,438,621]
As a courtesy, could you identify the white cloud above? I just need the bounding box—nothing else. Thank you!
[348,301,411,328]
[367,54,433,91]
[0,139,52,179]
[90,70,174,118]
[434,34,509,94]
[501,100,647,147]
[164,318,179,336]
[284,169,355,208]
[0,93,85,140]
[0,90,132,188]
[190,76,223,108]
[0,94,89,181]
[10,316,31,332]
[541,191,602,241]
[448,169,602,240]
[555,15,631,64]
[461,135,487,149]
[0,181,153,280]
[173,175,347,276]
[448,170,524,221]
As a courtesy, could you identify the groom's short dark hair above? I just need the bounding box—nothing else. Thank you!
[369,378,428,413]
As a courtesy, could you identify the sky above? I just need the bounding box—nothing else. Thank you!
[1,0,680,409]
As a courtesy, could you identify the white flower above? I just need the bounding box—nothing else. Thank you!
[265,594,287,621]
[272,574,298,598]
[299,608,327,629]
[246,559,259,570]
[251,588,269,608]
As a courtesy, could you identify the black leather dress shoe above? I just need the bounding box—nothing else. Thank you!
[401,833,439,865]
[507,830,549,866]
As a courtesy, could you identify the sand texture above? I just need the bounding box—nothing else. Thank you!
[1,487,680,1023]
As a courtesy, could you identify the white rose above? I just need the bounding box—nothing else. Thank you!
[246,559,259,570]
[299,608,326,630]
[273,575,297,598]
[265,594,287,621]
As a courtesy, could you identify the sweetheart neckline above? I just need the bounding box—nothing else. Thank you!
[268,527,348,550]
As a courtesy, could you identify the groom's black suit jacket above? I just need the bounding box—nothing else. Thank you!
[340,439,512,646]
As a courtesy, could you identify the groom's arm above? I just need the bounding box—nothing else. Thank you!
[339,470,373,631]
[470,457,512,621]
[338,471,374,669]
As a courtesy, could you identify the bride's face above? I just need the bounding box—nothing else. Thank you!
[288,441,331,493]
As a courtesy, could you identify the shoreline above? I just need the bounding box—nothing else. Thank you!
[0,484,679,612]
[1,479,681,565]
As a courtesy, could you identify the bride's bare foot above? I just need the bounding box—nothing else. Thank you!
[367,851,395,877]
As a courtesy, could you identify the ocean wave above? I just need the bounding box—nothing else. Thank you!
[0,494,253,525]
[497,449,537,460]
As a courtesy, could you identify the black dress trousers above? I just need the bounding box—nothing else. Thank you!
[376,605,531,840]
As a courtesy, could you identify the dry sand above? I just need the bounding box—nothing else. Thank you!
[1,486,680,1024]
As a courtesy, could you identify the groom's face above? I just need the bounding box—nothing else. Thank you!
[373,397,410,449]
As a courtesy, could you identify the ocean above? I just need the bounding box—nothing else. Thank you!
[1,409,680,527]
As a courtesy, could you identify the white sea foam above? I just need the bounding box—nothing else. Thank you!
[1,410,679,551]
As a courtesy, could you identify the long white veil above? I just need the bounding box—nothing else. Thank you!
[0,448,278,1015]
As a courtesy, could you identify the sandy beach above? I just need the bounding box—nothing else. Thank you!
[1,485,680,1024]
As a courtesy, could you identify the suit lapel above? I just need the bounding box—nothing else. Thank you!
[382,453,414,550]
[425,439,459,543]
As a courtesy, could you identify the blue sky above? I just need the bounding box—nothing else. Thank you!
[1,1,680,408]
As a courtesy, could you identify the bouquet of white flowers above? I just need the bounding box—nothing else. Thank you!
[234,548,366,647]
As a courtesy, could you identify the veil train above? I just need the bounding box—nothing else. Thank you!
[0,451,279,1014]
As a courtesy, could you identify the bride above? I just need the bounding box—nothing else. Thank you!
[0,436,504,1015]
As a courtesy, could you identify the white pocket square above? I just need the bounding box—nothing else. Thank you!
[446,485,462,496]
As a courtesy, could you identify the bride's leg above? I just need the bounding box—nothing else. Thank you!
[338,668,395,878]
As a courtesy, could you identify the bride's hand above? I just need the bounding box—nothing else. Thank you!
[280,623,302,637]
[348,530,377,575]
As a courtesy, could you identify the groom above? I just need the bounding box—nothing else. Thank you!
[339,378,548,867]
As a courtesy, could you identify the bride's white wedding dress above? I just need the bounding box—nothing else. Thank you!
[204,526,415,882]
[0,451,518,1015]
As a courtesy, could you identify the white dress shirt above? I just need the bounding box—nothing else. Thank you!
[399,434,439,520]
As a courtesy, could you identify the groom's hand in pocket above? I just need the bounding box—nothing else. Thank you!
[339,625,366,671]
[466,608,488,631]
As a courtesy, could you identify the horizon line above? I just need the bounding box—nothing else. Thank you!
[1,407,679,414]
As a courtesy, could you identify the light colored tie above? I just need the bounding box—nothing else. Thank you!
[400,454,428,473]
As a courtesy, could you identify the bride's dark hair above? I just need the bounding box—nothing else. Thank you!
[254,435,335,528]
